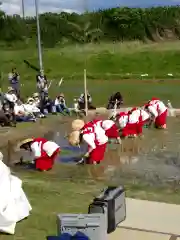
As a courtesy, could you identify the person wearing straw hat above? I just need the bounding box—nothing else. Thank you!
[5,87,17,103]
[18,138,60,171]
[69,119,108,165]
[32,92,40,108]
[24,97,44,118]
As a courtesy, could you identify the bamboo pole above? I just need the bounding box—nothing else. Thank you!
[84,69,88,116]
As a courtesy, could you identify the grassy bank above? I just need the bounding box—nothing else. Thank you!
[1,41,180,106]
[1,164,179,240]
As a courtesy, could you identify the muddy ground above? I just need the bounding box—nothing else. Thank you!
[52,115,180,187]
[3,113,180,187]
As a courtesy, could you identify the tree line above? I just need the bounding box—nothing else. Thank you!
[0,6,180,47]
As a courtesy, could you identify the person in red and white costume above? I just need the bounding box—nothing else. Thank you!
[144,97,167,129]
[116,108,149,137]
[92,117,121,144]
[68,119,108,165]
[127,107,151,135]
[122,108,140,137]
[19,138,60,171]
[115,111,129,137]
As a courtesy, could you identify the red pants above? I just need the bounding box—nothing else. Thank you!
[105,124,119,138]
[155,110,167,127]
[87,143,107,164]
[136,123,143,135]
[35,148,60,171]
[136,119,149,135]
[122,123,138,137]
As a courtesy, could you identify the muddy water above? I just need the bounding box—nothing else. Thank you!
[109,117,180,186]
[17,116,180,186]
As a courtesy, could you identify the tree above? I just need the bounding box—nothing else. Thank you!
[68,21,103,43]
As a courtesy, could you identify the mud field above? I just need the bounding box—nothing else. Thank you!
[10,115,180,188]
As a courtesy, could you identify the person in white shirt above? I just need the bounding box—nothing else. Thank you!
[4,87,17,125]
[18,138,60,171]
[54,93,70,115]
[5,87,17,103]
[69,119,108,165]
[36,70,48,100]
[32,92,41,108]
[144,97,167,129]
[23,98,45,118]
[14,100,36,122]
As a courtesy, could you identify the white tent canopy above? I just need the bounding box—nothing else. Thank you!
[0,153,32,234]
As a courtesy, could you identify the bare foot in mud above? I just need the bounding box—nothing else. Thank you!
[139,134,144,139]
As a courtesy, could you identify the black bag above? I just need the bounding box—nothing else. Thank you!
[88,186,126,234]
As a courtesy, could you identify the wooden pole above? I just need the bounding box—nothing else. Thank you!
[84,69,88,116]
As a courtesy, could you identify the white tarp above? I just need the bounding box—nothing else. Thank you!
[0,157,32,234]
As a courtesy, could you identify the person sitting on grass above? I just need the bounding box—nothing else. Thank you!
[78,91,96,110]
[18,138,60,171]
[24,97,45,118]
[54,93,70,115]
[32,92,41,108]
[40,93,56,115]
[14,99,36,122]
[107,92,123,109]
[5,86,17,106]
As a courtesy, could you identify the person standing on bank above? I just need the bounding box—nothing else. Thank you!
[36,70,48,101]
[8,68,20,98]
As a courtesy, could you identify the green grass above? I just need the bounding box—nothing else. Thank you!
[1,164,180,240]
[1,41,180,80]
[1,41,180,106]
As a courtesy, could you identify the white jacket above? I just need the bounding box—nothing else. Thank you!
[0,161,32,234]
[23,104,40,113]
[5,93,17,103]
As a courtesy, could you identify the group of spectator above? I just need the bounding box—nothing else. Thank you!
[0,87,71,127]
[0,68,71,127]
[0,68,123,127]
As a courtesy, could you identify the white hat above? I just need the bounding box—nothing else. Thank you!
[27,97,34,103]
[7,86,14,92]
[0,152,3,161]
[33,92,39,98]
[71,119,85,131]
[68,131,80,146]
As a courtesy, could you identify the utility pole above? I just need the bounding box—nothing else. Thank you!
[84,69,88,116]
[22,0,25,18]
[35,0,43,71]
[83,0,88,12]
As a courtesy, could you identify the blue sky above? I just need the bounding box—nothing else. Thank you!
[0,0,180,16]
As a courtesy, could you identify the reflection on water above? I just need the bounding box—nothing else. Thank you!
[52,131,87,163]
